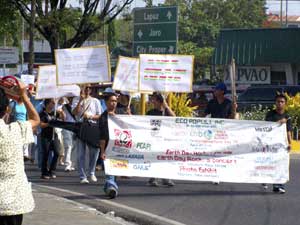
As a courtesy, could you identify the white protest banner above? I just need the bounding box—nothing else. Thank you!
[105,115,289,184]
[36,65,80,99]
[55,45,110,85]
[112,56,139,92]
[21,74,35,85]
[139,54,194,93]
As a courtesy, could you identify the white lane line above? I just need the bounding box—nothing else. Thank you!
[33,184,186,225]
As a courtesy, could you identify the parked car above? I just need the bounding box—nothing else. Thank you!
[237,85,300,112]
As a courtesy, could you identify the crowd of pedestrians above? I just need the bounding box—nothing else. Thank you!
[0,80,291,225]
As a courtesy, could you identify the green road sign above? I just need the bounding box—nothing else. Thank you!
[133,6,177,24]
[133,6,178,56]
[134,23,177,42]
[133,42,177,56]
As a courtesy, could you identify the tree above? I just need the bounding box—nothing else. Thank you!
[164,0,266,80]
[0,0,22,47]
[107,20,116,51]
[143,0,153,7]
[11,0,133,62]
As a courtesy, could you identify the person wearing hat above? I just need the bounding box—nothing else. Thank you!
[0,81,40,225]
[116,91,135,115]
[204,82,236,119]
[204,82,237,185]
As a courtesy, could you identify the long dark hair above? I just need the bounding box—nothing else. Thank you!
[0,89,9,118]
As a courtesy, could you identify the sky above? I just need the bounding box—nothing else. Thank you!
[69,0,300,15]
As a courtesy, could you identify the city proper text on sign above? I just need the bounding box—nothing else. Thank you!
[133,6,178,56]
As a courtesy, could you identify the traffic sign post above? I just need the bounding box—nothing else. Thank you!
[133,6,178,56]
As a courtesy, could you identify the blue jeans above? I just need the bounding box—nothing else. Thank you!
[77,139,100,180]
[103,175,118,195]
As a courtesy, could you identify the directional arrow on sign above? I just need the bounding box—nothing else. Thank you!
[137,30,143,39]
[168,45,175,53]
[166,11,172,20]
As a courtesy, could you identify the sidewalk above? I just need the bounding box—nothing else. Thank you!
[23,189,135,225]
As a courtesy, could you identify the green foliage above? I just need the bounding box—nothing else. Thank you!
[11,0,133,61]
[0,0,22,46]
[178,41,214,80]
[165,0,266,48]
[164,0,266,81]
[240,105,270,121]
[108,20,117,51]
[285,93,300,129]
[169,93,197,117]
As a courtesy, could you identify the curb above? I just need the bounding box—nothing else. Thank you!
[33,184,185,225]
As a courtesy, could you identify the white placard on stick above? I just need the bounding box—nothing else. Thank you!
[36,65,80,99]
[112,56,139,92]
[21,74,35,85]
[139,54,194,93]
[55,45,111,85]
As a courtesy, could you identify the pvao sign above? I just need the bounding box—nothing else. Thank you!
[224,66,270,84]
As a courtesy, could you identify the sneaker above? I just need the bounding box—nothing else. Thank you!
[162,179,175,187]
[273,187,286,194]
[90,175,97,182]
[262,184,268,190]
[41,175,50,180]
[50,173,56,179]
[148,178,159,187]
[106,187,117,199]
[80,178,89,184]
[65,166,75,172]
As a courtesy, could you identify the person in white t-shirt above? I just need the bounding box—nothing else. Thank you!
[72,85,102,184]
[58,97,77,172]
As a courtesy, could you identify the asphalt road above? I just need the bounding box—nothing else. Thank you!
[26,158,300,225]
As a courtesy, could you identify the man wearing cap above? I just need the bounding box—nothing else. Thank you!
[116,91,135,115]
[205,82,235,119]
[205,82,237,185]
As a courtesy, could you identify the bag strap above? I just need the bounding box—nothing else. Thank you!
[64,104,77,122]
[79,101,91,120]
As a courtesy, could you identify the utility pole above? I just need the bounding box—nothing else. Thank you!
[28,0,35,75]
[21,17,25,73]
[286,0,288,27]
[280,0,283,27]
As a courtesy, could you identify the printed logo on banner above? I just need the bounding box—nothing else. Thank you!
[251,137,285,153]
[255,126,272,132]
[109,159,128,169]
[136,142,152,151]
[204,130,213,140]
[114,129,132,148]
[150,119,162,136]
[150,119,162,131]
[112,146,130,154]
[190,130,214,140]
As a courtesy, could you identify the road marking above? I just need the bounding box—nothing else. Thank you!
[34,184,186,225]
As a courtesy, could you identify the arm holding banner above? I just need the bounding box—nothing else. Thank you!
[163,98,175,117]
